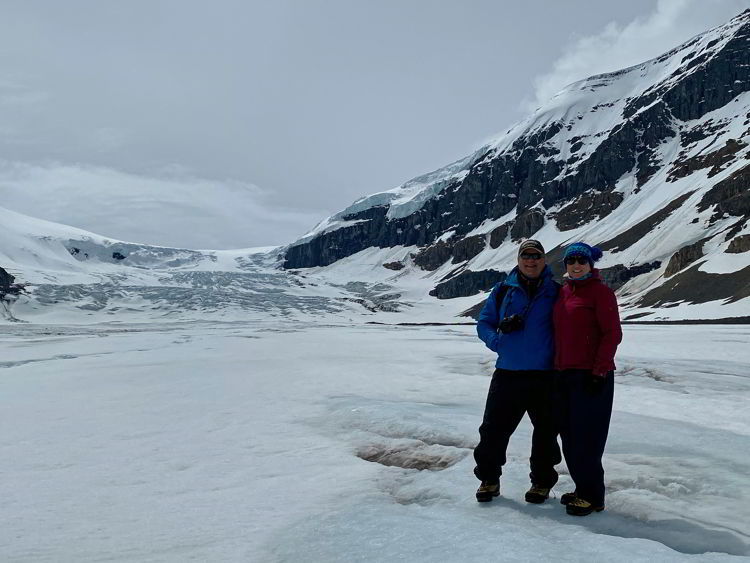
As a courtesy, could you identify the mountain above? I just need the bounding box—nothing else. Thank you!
[283,10,750,322]
[0,205,425,323]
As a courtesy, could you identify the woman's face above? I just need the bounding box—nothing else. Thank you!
[565,255,591,279]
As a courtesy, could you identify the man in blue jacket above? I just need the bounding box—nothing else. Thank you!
[474,239,561,503]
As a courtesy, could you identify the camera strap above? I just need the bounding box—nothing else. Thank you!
[497,286,535,328]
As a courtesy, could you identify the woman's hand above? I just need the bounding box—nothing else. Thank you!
[584,372,605,395]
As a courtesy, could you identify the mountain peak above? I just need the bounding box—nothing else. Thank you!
[284,10,750,322]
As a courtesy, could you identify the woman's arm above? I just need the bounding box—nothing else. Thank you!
[593,286,622,376]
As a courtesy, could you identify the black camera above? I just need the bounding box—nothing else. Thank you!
[498,314,524,334]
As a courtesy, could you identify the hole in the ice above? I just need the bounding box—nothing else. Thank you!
[356,442,466,471]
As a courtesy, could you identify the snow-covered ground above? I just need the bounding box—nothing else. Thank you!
[1,321,748,562]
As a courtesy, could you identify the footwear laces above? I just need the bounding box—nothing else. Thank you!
[529,485,549,495]
[568,497,592,508]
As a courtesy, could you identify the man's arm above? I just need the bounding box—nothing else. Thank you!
[477,285,503,353]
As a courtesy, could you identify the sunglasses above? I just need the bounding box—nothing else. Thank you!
[565,256,589,266]
[520,252,543,260]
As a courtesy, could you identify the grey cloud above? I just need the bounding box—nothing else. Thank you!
[0,1,747,246]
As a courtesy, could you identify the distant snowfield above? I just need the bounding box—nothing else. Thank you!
[1,321,748,562]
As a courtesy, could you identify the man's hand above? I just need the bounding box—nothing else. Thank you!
[498,315,524,334]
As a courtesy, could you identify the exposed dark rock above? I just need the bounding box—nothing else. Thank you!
[599,192,695,253]
[439,264,467,281]
[383,261,405,270]
[698,163,750,220]
[452,235,486,263]
[725,218,748,240]
[665,241,705,277]
[112,252,126,261]
[639,264,750,306]
[283,15,750,273]
[623,312,655,321]
[430,269,506,300]
[726,234,750,253]
[0,266,25,301]
[630,17,750,123]
[459,300,485,320]
[669,139,747,181]
[598,262,662,291]
[0,267,14,289]
[555,191,625,231]
[510,208,545,240]
[489,222,511,249]
[413,241,454,271]
[680,119,727,145]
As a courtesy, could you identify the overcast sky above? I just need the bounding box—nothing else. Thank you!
[0,0,748,248]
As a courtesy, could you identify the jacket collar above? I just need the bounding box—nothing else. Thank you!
[564,268,600,287]
[507,264,554,288]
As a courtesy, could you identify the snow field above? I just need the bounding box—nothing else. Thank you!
[0,323,748,561]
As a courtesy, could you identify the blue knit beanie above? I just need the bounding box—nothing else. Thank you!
[563,242,603,265]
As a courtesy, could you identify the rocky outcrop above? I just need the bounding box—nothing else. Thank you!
[698,164,750,221]
[599,192,695,253]
[412,233,489,270]
[665,241,705,277]
[283,12,750,279]
[639,264,750,306]
[726,234,750,253]
[383,261,405,270]
[598,262,662,291]
[0,267,14,289]
[452,235,486,263]
[489,222,511,248]
[429,269,506,300]
[510,209,545,240]
[669,139,747,180]
[554,191,624,231]
[413,241,454,271]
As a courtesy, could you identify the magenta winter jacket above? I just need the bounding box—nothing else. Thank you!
[553,270,622,375]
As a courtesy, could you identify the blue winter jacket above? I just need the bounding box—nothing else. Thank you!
[476,265,559,370]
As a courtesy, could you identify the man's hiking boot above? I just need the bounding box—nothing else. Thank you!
[565,497,604,516]
[524,484,550,504]
[560,491,577,506]
[476,481,500,502]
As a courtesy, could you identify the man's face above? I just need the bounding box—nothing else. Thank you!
[518,250,545,279]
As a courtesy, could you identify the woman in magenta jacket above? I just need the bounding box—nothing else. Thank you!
[554,242,622,516]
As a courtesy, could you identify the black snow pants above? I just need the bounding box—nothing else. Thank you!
[473,369,561,487]
[556,369,614,507]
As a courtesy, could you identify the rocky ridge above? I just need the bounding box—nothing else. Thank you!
[283,10,750,320]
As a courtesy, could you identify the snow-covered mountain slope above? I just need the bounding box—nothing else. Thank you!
[3,10,750,324]
[284,9,750,322]
[0,205,421,323]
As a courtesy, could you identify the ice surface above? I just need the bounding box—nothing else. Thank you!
[0,322,748,561]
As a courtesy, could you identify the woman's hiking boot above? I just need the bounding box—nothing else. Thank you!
[476,481,500,502]
[565,496,604,516]
[524,484,550,504]
[560,491,577,505]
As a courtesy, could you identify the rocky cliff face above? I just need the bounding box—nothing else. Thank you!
[0,267,14,290]
[283,10,750,319]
